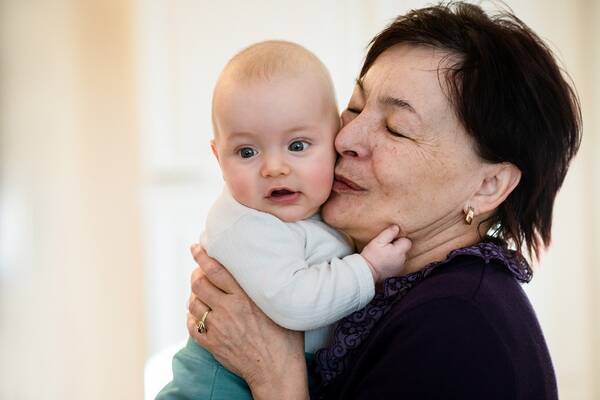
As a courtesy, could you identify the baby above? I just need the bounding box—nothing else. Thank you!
[157,40,411,399]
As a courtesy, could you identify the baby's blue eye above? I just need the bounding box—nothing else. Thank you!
[239,147,257,158]
[288,140,310,152]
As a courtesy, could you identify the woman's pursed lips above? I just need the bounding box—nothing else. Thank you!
[333,174,367,192]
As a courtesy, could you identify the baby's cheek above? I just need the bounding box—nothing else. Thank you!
[227,175,255,207]
[310,164,335,201]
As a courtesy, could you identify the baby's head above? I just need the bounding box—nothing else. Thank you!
[211,40,340,222]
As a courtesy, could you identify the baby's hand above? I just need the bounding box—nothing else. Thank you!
[361,225,412,283]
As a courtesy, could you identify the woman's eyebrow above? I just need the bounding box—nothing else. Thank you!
[380,96,419,119]
[356,77,419,118]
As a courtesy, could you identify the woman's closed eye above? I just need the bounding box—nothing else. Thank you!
[386,125,408,139]
[342,107,361,127]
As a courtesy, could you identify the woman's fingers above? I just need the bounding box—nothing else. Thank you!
[188,294,210,319]
[190,264,206,285]
[187,312,210,346]
[190,244,243,294]
[187,295,214,349]
[191,275,225,310]
[191,244,206,264]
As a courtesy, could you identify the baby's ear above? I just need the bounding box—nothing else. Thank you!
[210,139,219,162]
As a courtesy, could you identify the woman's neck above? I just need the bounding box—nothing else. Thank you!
[401,231,482,275]
[356,223,484,276]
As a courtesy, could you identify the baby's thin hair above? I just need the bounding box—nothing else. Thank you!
[211,40,338,137]
[224,40,328,81]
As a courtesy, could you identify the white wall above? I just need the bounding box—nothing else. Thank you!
[1,1,597,399]
[0,1,146,399]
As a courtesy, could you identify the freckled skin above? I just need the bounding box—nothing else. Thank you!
[322,45,488,251]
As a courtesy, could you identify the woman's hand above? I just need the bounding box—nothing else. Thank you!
[187,245,309,400]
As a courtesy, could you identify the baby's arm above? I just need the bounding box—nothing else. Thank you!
[207,213,370,331]
[206,214,410,331]
[360,225,412,282]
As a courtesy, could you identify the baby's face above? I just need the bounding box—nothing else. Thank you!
[212,74,339,222]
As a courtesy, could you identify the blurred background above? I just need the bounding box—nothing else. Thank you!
[0,0,598,399]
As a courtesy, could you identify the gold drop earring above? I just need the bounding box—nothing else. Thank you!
[464,206,475,225]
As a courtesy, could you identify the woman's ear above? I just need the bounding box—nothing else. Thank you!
[471,162,521,215]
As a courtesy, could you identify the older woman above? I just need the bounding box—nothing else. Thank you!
[186,3,581,399]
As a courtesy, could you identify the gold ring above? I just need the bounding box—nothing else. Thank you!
[197,310,210,334]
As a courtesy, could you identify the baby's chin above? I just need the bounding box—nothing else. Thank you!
[270,206,320,222]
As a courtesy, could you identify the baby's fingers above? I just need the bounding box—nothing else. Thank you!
[373,225,401,245]
[392,237,412,253]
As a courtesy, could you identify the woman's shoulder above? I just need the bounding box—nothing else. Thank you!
[325,257,557,399]
[325,275,521,399]
[380,256,520,341]
[361,256,557,399]
[397,255,524,314]
[389,255,542,349]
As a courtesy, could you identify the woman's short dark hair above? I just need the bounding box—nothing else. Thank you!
[360,2,582,259]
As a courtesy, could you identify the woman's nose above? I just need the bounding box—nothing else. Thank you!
[335,116,370,159]
[260,155,290,178]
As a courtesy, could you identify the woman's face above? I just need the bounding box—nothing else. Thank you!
[322,44,488,248]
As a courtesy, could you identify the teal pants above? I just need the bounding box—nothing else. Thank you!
[156,338,316,399]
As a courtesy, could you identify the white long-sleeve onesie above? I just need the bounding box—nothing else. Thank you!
[200,189,375,352]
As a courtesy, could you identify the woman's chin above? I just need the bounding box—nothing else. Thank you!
[321,195,347,228]
[321,203,367,246]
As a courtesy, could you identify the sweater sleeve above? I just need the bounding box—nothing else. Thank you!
[344,297,516,400]
[205,213,375,331]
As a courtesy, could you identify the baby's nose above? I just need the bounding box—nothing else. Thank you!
[260,156,290,177]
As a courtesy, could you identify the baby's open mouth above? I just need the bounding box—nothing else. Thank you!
[266,188,300,204]
[270,188,295,197]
